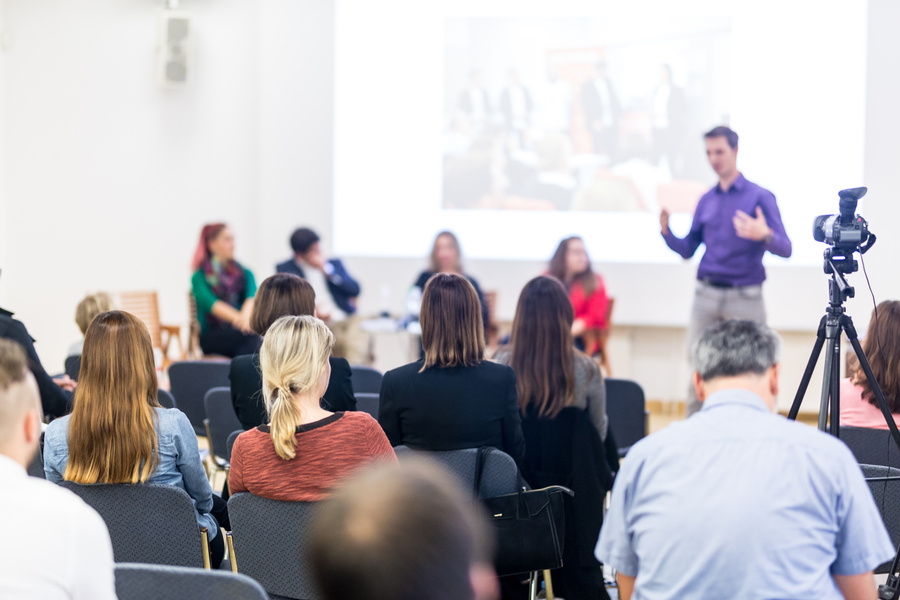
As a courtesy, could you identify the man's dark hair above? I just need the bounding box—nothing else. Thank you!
[693,320,780,382]
[289,227,320,255]
[310,459,492,600]
[704,125,739,150]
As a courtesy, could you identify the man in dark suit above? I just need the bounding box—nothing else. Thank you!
[581,61,621,162]
[0,314,72,419]
[276,228,368,364]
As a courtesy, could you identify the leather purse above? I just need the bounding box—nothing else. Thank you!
[474,447,573,576]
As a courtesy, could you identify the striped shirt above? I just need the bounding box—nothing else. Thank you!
[229,412,396,501]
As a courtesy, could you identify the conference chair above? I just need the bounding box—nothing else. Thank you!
[226,429,242,464]
[157,388,177,409]
[118,290,185,368]
[64,355,81,381]
[60,482,212,569]
[227,493,321,600]
[394,446,520,500]
[27,444,44,479]
[605,378,647,458]
[203,386,243,475]
[115,563,267,600]
[840,426,900,470]
[861,464,900,573]
[349,365,383,394]
[169,360,231,436]
[353,392,379,419]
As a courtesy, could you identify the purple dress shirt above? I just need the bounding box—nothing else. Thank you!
[662,173,791,286]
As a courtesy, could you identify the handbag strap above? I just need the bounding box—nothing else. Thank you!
[473,446,491,499]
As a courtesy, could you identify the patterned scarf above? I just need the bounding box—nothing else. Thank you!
[202,257,247,328]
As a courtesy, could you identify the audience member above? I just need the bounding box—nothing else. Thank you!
[277,227,368,365]
[494,275,612,599]
[379,274,525,467]
[43,311,229,568]
[229,315,394,501]
[841,300,900,429]
[68,292,112,357]
[580,61,620,161]
[493,276,608,440]
[310,459,499,600]
[0,339,116,599]
[231,274,356,430]
[596,320,893,600]
[547,236,610,356]
[191,223,260,358]
[0,313,72,418]
[413,231,489,330]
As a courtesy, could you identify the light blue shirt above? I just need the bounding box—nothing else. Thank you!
[596,388,893,600]
[44,407,217,540]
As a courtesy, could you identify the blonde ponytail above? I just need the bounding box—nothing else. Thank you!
[260,315,335,461]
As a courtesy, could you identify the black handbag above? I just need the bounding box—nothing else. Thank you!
[474,447,573,576]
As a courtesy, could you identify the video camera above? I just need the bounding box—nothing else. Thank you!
[812,187,875,275]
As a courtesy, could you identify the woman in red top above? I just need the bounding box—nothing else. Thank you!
[229,315,395,501]
[548,236,609,355]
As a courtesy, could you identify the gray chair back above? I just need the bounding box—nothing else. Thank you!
[169,361,230,435]
[228,493,321,600]
[862,464,900,573]
[115,563,267,600]
[60,482,207,568]
[349,365,383,394]
[605,378,647,457]
[394,446,519,498]
[157,388,177,409]
[64,355,81,381]
[27,444,44,478]
[204,386,242,465]
[226,429,243,463]
[353,392,379,419]
[840,426,900,470]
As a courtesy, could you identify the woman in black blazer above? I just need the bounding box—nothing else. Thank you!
[230,274,355,430]
[378,273,525,467]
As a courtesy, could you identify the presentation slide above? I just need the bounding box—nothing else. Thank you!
[334,0,867,266]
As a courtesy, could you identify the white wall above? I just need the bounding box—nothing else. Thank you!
[1,0,898,416]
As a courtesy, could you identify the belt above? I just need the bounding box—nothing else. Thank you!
[699,278,736,289]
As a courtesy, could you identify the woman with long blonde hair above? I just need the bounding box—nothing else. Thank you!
[229,315,395,501]
[43,311,227,567]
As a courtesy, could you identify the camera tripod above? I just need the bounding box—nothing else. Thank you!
[787,253,900,599]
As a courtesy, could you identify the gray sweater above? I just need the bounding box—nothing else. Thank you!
[492,348,608,441]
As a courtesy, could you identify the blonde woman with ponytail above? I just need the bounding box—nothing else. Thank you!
[43,311,229,568]
[229,316,395,501]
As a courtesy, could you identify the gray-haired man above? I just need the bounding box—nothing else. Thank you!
[596,320,892,600]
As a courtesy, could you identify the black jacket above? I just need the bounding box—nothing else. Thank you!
[229,354,356,430]
[0,315,72,419]
[378,359,525,468]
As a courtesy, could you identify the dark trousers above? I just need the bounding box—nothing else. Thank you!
[200,326,261,359]
[208,494,230,569]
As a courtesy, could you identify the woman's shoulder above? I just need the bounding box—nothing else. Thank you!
[340,410,379,428]
[385,360,426,379]
[45,414,71,440]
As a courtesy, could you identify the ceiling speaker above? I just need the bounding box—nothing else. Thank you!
[158,10,192,87]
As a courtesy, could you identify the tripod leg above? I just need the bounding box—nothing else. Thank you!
[844,316,900,453]
[819,333,836,433]
[829,333,841,437]
[788,316,827,421]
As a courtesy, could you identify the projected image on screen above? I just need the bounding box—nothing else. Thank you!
[441,17,730,216]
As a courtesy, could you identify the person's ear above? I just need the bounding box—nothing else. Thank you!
[22,409,40,447]
[769,363,780,398]
[693,371,706,403]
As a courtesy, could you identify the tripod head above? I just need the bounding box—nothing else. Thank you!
[824,249,855,307]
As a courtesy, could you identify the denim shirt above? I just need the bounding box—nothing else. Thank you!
[43,407,217,540]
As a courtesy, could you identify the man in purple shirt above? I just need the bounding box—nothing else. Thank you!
[661,126,791,416]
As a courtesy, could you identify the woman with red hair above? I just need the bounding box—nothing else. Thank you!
[191,224,260,357]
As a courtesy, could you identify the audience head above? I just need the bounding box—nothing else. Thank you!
[430,231,463,274]
[75,292,113,335]
[192,223,234,270]
[66,311,160,484]
[290,227,322,261]
[420,274,484,371]
[692,320,780,410]
[260,315,335,460]
[854,300,900,412]
[548,236,597,294]
[0,339,42,468]
[251,273,316,336]
[310,459,497,600]
[508,276,575,417]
